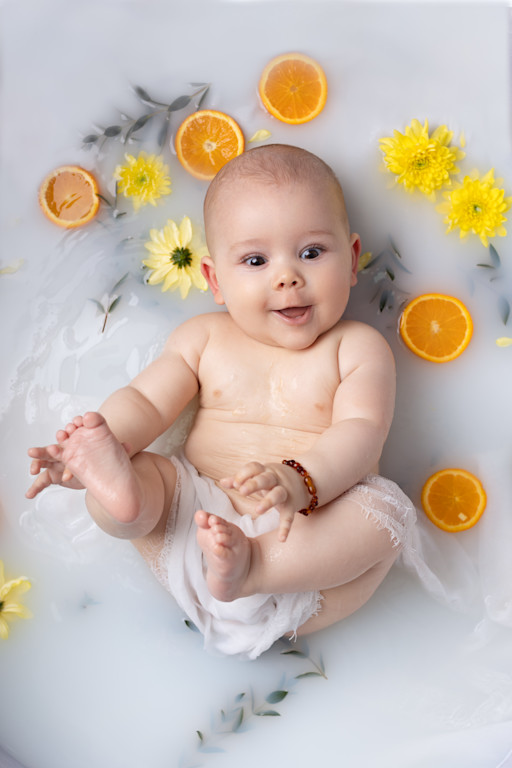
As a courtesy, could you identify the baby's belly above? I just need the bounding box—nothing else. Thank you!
[184,414,318,517]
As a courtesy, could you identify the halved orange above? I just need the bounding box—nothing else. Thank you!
[258,52,328,125]
[421,468,487,532]
[39,166,100,228]
[175,110,245,181]
[399,293,473,363]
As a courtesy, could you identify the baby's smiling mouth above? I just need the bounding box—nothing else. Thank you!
[274,305,312,321]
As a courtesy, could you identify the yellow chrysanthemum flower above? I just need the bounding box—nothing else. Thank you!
[0,560,32,640]
[143,216,208,299]
[437,169,512,247]
[379,119,465,199]
[114,152,171,211]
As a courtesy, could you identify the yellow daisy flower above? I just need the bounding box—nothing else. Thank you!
[379,119,464,199]
[143,216,208,299]
[437,169,512,247]
[0,560,32,639]
[114,152,171,211]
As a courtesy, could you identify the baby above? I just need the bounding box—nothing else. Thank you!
[26,144,418,659]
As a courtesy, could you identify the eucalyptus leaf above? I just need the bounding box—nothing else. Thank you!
[235,693,246,702]
[389,238,402,260]
[82,134,99,144]
[104,125,122,138]
[184,619,199,632]
[379,290,390,312]
[281,649,307,658]
[169,94,192,112]
[232,708,244,732]
[111,273,129,292]
[489,243,501,268]
[196,731,204,743]
[255,710,280,717]
[385,267,395,281]
[196,86,210,110]
[107,296,121,314]
[266,690,288,704]
[132,85,166,107]
[295,671,323,679]
[498,295,510,325]
[89,299,106,313]
[477,263,495,269]
[125,113,153,142]
[157,114,171,150]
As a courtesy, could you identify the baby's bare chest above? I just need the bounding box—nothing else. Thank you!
[197,342,341,429]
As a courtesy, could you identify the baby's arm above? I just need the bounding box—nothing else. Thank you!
[222,322,396,542]
[27,316,207,496]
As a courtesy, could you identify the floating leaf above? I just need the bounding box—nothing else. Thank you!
[281,649,307,659]
[255,710,280,717]
[232,708,244,732]
[169,94,192,112]
[266,690,288,704]
[389,238,402,260]
[196,86,210,110]
[125,113,153,142]
[104,125,122,138]
[498,295,510,325]
[385,267,395,281]
[184,619,199,632]
[235,693,246,702]
[111,272,129,292]
[489,244,501,269]
[196,731,204,743]
[379,289,390,312]
[89,299,106,314]
[82,134,99,144]
[295,671,324,679]
[477,263,495,270]
[248,129,272,143]
[107,295,121,314]
[496,337,512,347]
[133,85,165,107]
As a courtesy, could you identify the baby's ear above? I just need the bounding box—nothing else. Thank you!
[201,256,225,305]
[349,234,361,286]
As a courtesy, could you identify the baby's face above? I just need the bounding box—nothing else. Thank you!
[202,178,360,350]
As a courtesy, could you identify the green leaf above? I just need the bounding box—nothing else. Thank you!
[196,730,204,743]
[107,296,121,314]
[489,244,501,268]
[196,86,210,110]
[255,710,281,717]
[379,290,390,312]
[498,295,510,325]
[125,113,153,142]
[235,692,246,702]
[281,649,307,658]
[232,707,244,732]
[169,94,192,112]
[89,299,106,314]
[184,619,199,632]
[104,125,122,138]
[82,134,99,144]
[385,267,395,281]
[295,671,323,679]
[111,273,129,293]
[266,690,288,704]
[132,85,166,107]
[477,263,495,269]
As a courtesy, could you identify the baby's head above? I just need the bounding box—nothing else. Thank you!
[204,144,350,240]
[201,144,360,350]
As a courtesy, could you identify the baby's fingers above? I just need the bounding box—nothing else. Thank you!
[277,510,295,543]
[220,462,267,492]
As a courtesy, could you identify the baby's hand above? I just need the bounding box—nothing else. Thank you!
[220,461,309,543]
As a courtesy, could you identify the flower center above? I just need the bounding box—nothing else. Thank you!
[413,154,429,170]
[137,174,149,186]
[170,247,193,269]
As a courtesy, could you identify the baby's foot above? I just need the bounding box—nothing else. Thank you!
[195,511,252,602]
[61,412,142,524]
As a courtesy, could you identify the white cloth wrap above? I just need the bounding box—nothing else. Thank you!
[150,455,458,659]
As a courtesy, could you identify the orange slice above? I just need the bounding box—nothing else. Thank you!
[39,166,100,228]
[258,52,328,125]
[175,109,245,181]
[421,468,487,532]
[399,293,473,363]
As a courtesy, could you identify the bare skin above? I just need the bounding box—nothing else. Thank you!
[27,162,401,638]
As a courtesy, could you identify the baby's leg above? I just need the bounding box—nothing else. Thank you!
[196,491,400,604]
[56,412,176,541]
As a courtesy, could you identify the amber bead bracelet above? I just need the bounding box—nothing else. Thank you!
[282,459,319,516]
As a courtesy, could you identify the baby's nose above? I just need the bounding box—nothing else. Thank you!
[272,267,304,290]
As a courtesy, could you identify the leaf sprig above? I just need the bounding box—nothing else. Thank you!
[181,640,326,766]
[89,273,129,333]
[82,83,210,152]
[476,245,510,325]
[359,238,410,313]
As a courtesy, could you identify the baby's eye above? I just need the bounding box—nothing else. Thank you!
[299,246,323,260]
[243,255,267,267]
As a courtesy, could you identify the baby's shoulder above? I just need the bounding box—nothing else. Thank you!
[336,318,394,363]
